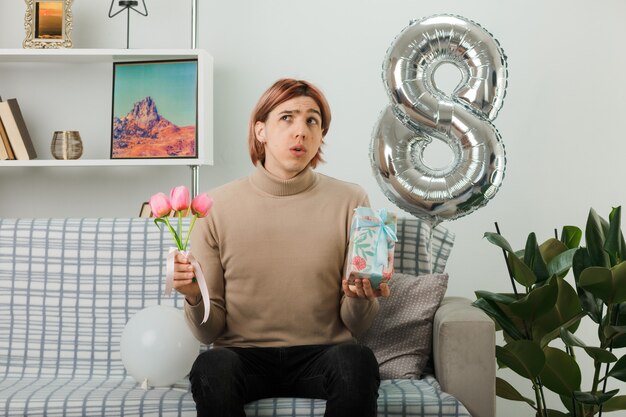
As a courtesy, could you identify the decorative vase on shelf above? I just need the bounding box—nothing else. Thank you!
[51,130,83,160]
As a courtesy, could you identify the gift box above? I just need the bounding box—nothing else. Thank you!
[346,207,397,289]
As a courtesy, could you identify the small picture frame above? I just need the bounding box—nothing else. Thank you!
[23,0,73,49]
[111,59,199,160]
[139,202,152,218]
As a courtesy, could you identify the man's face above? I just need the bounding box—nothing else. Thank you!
[255,96,323,180]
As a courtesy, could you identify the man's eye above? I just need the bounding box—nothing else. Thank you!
[281,115,292,121]
[307,118,319,125]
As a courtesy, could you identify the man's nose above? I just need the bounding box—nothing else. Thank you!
[293,120,307,139]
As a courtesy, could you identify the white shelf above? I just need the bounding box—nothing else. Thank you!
[0,48,214,170]
[0,48,207,63]
[0,159,202,167]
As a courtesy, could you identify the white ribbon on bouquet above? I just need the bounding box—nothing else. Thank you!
[165,247,210,324]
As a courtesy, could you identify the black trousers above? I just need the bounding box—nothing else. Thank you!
[189,343,380,417]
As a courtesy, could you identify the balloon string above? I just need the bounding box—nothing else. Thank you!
[428,225,434,274]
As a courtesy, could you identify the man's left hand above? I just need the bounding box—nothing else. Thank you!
[342,278,390,300]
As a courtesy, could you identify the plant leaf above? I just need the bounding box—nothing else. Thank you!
[472,298,525,340]
[154,217,167,229]
[605,206,624,265]
[523,232,537,265]
[534,277,583,347]
[154,217,183,250]
[539,346,581,396]
[579,263,626,305]
[607,306,626,348]
[560,328,617,362]
[611,261,626,304]
[547,248,578,277]
[484,232,515,253]
[559,327,587,348]
[573,389,619,406]
[540,238,569,268]
[572,247,591,280]
[508,251,537,287]
[496,340,545,380]
[475,291,516,305]
[610,207,626,264]
[586,208,610,268]
[585,347,617,363]
[607,355,626,382]
[484,231,538,287]
[604,324,626,343]
[496,377,535,406]
[572,248,603,323]
[524,232,550,284]
[538,313,585,349]
[559,394,577,414]
[561,225,582,249]
[602,395,626,412]
[579,267,613,304]
[509,276,558,322]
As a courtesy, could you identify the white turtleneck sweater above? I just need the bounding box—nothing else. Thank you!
[184,164,379,347]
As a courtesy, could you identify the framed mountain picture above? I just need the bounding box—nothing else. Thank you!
[111,59,198,159]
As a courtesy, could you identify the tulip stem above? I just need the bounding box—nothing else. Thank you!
[183,215,198,252]
[177,211,183,249]
[162,217,183,251]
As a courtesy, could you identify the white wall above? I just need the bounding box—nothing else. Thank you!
[2,1,625,415]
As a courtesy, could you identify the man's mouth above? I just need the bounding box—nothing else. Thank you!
[290,145,307,155]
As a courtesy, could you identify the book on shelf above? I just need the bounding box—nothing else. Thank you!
[0,98,37,160]
[0,138,9,160]
[0,140,7,160]
[0,117,16,160]
[0,95,15,160]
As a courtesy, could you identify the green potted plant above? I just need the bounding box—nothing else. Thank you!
[474,206,626,416]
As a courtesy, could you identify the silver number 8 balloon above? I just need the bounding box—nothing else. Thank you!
[371,15,508,225]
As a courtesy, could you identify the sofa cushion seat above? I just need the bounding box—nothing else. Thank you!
[0,376,193,416]
[0,375,470,417]
[246,377,470,417]
[0,218,489,417]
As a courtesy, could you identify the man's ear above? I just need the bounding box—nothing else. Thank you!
[255,121,266,143]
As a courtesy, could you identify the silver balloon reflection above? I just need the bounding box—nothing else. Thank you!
[371,106,505,222]
[371,14,508,224]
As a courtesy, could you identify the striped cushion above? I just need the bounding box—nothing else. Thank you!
[393,218,455,276]
[0,218,466,417]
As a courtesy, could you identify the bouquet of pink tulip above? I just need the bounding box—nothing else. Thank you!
[149,185,213,324]
[149,185,214,252]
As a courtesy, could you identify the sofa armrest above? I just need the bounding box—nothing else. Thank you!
[433,296,495,417]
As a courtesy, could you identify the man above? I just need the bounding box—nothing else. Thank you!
[173,79,388,417]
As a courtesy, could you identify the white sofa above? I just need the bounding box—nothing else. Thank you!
[0,218,495,416]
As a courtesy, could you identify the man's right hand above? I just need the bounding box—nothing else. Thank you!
[173,252,201,305]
